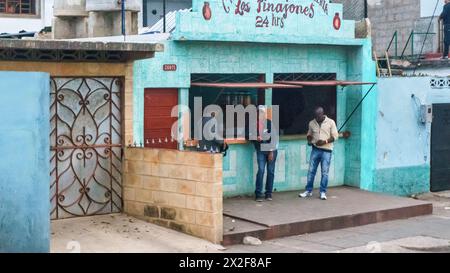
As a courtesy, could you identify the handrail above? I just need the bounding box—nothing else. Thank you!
[400,31,437,59]
[386,31,398,59]
[438,20,444,53]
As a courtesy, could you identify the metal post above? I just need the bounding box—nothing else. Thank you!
[121,0,126,39]
[395,32,398,58]
[163,0,166,33]
[143,0,148,27]
[364,0,368,19]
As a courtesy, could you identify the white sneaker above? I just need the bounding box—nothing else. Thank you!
[320,192,327,200]
[299,191,313,198]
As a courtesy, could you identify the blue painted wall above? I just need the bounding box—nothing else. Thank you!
[0,72,50,253]
[223,139,345,197]
[374,76,450,196]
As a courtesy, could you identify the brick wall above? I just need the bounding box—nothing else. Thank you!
[368,0,421,56]
[123,148,224,244]
[333,0,441,57]
[332,0,366,21]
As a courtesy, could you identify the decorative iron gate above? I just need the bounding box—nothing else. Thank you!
[50,77,123,219]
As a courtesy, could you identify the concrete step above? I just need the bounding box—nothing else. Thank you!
[222,187,433,246]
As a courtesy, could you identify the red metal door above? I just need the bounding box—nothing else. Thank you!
[144,89,178,149]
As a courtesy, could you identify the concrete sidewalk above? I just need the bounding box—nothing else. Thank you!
[223,187,432,245]
[51,214,224,253]
[224,215,450,253]
[224,194,450,253]
[50,192,450,253]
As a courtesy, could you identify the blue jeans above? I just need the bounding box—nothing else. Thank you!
[306,146,332,193]
[255,150,278,198]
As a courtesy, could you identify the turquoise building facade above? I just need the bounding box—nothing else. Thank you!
[0,72,50,253]
[134,0,378,197]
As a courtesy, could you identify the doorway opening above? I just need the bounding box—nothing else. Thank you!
[431,103,450,192]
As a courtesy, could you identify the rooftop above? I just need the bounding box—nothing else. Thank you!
[0,37,164,62]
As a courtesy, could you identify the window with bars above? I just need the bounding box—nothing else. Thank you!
[0,0,36,15]
[273,73,337,136]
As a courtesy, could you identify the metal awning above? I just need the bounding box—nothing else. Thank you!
[190,82,303,89]
[275,80,376,87]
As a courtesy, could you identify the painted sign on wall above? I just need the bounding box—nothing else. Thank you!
[219,0,330,29]
[174,0,354,43]
[163,64,178,71]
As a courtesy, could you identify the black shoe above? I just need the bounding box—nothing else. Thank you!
[255,197,264,202]
[265,197,273,201]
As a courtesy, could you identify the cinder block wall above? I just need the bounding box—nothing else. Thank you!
[334,0,441,57]
[332,0,366,21]
[123,148,223,244]
[368,0,421,56]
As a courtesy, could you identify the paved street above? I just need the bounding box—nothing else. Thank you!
[51,193,450,253]
[224,193,450,253]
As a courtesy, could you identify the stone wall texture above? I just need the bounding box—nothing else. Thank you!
[334,0,442,56]
[123,148,223,243]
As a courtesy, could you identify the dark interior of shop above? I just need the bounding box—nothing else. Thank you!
[189,74,264,141]
[189,73,337,141]
[273,73,337,136]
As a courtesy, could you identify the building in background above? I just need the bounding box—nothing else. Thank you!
[142,0,191,27]
[0,0,53,35]
[332,0,366,21]
[52,0,141,39]
[333,0,446,58]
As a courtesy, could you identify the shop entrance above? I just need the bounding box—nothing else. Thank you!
[50,77,123,219]
[189,74,268,147]
[431,103,450,192]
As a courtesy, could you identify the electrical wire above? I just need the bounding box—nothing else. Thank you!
[338,83,377,133]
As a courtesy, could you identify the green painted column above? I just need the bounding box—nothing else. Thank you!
[359,39,378,191]
[178,88,189,150]
[265,72,273,106]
